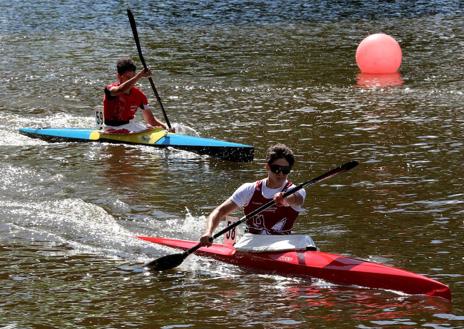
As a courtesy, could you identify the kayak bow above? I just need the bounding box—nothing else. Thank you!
[18,127,254,162]
[137,236,451,300]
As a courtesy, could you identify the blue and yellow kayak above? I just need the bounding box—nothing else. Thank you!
[19,127,254,162]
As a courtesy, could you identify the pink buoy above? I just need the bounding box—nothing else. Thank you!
[356,33,402,74]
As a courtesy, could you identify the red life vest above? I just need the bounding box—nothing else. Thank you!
[243,180,299,235]
[103,83,148,124]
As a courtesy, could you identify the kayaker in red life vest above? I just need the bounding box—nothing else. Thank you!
[103,58,173,133]
[199,144,306,247]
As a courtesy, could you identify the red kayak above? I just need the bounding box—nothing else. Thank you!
[137,236,451,300]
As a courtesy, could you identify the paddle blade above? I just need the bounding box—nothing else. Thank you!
[143,252,187,271]
[341,160,359,171]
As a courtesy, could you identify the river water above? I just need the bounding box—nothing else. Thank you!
[1,1,463,328]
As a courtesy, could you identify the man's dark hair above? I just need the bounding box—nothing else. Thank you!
[266,144,295,167]
[116,58,136,74]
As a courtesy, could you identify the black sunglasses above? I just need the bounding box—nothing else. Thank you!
[269,164,291,175]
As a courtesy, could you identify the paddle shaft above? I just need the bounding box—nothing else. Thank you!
[143,161,358,270]
[183,161,359,257]
[127,9,172,129]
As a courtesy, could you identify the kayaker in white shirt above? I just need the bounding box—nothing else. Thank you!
[199,144,306,247]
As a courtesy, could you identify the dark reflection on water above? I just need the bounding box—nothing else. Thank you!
[1,0,463,328]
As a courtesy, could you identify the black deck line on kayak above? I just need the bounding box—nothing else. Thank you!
[19,130,254,162]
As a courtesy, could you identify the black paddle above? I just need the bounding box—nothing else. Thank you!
[127,8,172,130]
[144,160,359,271]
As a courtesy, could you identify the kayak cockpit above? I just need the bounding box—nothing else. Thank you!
[234,233,317,252]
